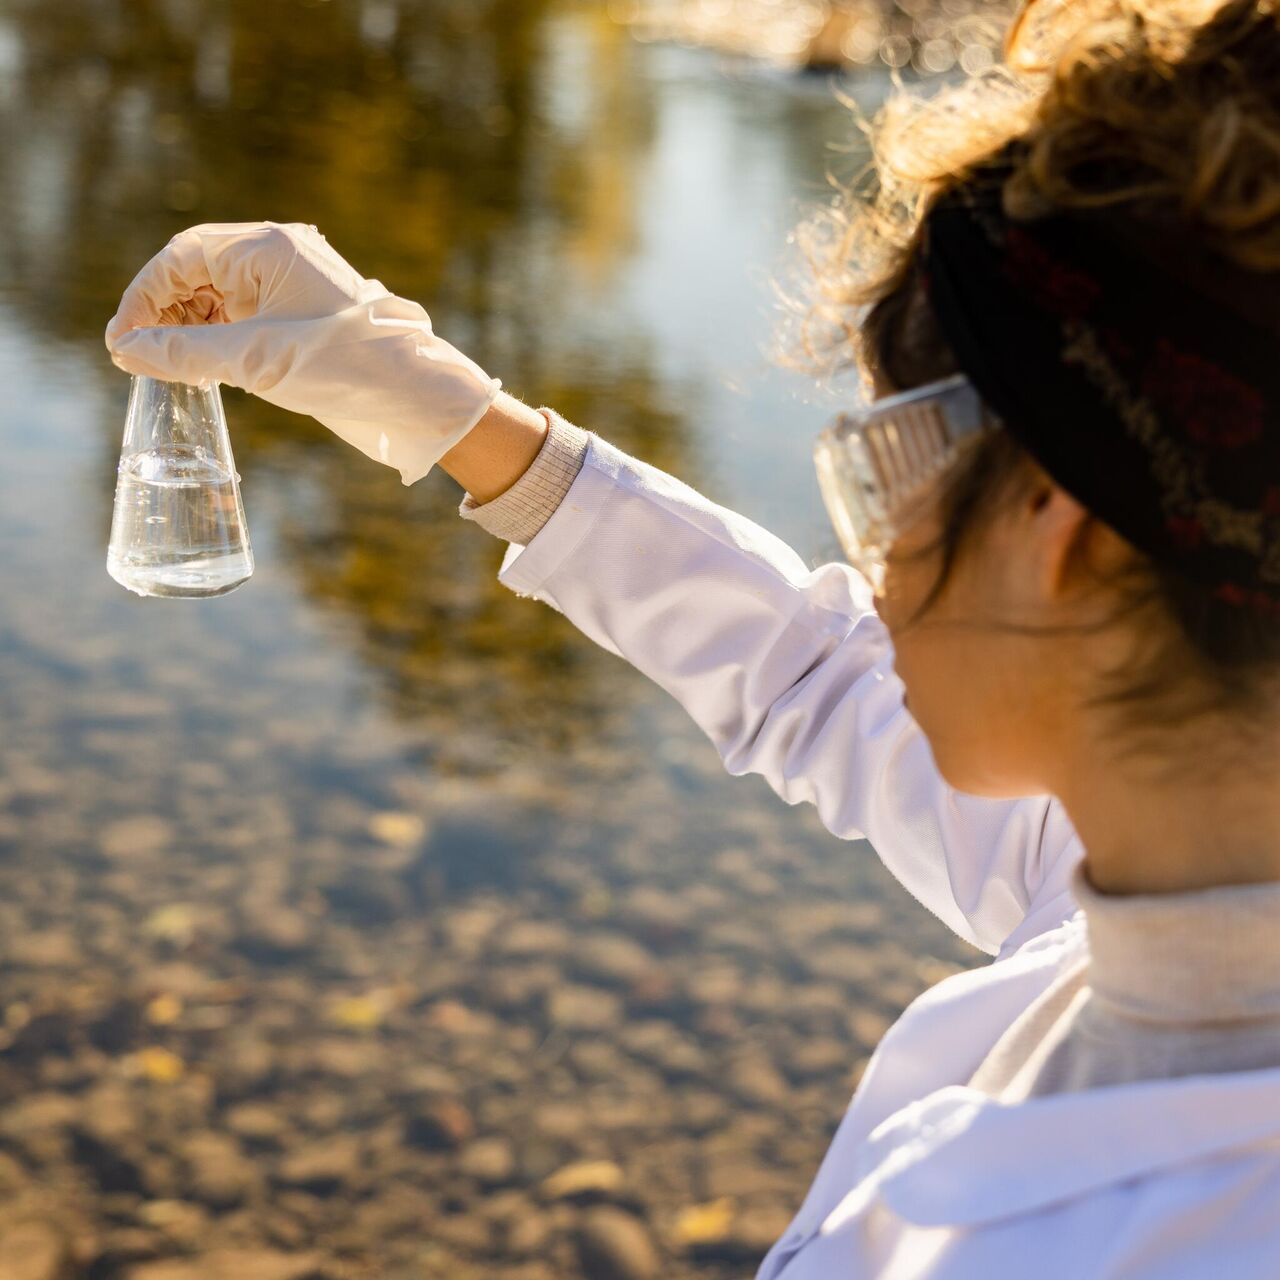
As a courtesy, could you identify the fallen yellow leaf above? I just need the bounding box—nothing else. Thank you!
[673,1197,736,1244]
[146,994,183,1026]
[328,989,402,1030]
[134,1046,185,1083]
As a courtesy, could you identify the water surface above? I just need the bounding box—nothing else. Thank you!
[0,4,977,1276]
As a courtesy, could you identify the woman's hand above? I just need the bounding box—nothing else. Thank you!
[104,221,503,485]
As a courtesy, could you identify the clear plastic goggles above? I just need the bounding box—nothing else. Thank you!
[813,373,999,595]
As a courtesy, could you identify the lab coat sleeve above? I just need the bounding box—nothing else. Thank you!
[491,432,1083,956]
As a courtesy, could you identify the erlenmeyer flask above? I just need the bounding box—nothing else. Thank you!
[107,375,254,599]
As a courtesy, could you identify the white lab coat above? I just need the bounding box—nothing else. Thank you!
[489,431,1280,1278]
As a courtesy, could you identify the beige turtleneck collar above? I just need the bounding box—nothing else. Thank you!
[1073,859,1280,1025]
[969,861,1280,1101]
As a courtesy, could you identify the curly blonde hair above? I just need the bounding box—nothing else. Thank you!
[769,0,1280,760]
[771,0,1280,390]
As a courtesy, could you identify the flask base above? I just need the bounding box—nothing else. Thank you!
[107,553,253,600]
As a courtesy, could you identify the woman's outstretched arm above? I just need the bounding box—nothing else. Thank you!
[464,408,1084,959]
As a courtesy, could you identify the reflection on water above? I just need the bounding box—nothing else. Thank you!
[0,3,980,1276]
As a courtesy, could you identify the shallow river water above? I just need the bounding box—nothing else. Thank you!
[0,3,979,1276]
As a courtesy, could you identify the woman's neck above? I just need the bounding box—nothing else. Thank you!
[1052,727,1280,896]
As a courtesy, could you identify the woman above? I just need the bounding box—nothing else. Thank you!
[104,1,1280,1274]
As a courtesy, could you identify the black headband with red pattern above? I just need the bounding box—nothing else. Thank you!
[920,148,1280,619]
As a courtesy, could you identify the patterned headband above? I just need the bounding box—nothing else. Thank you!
[920,148,1280,619]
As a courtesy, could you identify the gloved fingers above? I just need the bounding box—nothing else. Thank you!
[106,227,219,349]
[106,222,400,384]
[104,221,290,352]
[154,283,229,328]
[107,315,285,391]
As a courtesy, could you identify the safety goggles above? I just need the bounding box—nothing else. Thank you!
[813,373,1000,595]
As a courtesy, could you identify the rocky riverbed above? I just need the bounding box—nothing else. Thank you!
[0,587,976,1279]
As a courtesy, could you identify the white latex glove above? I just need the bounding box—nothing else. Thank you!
[104,221,503,485]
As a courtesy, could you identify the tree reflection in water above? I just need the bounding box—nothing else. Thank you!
[1,0,698,756]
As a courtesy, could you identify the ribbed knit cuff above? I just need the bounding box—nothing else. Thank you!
[458,406,592,545]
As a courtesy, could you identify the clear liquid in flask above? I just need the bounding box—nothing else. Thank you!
[107,375,254,599]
